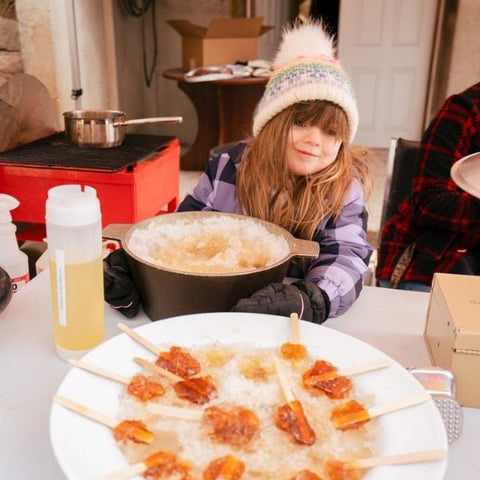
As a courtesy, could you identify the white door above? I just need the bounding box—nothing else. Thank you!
[338,0,438,147]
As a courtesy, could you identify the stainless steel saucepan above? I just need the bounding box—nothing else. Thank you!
[63,109,183,148]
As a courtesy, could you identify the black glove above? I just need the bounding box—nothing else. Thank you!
[231,280,330,324]
[103,248,141,318]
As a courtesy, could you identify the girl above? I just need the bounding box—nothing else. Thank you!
[177,22,373,323]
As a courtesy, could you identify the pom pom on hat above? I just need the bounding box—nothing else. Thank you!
[272,22,335,68]
[252,22,358,143]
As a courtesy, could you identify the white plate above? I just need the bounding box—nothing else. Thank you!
[451,151,480,199]
[50,312,448,480]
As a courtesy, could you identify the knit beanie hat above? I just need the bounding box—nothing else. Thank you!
[252,22,358,143]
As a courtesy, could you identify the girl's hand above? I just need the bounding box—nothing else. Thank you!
[103,249,140,318]
[231,281,330,324]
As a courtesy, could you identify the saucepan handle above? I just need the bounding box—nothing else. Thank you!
[114,116,183,127]
[102,223,131,243]
[290,238,319,258]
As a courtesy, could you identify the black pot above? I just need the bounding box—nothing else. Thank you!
[103,212,319,320]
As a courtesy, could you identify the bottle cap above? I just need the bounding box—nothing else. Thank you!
[46,185,101,227]
[0,194,20,223]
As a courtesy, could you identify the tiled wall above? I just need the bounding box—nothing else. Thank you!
[0,15,23,86]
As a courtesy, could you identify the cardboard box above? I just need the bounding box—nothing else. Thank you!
[167,17,273,71]
[424,273,480,407]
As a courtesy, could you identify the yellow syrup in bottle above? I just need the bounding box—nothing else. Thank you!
[50,257,105,352]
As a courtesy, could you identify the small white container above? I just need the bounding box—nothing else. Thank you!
[0,194,30,293]
[46,185,105,361]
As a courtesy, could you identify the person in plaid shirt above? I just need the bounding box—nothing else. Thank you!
[177,22,373,322]
[376,82,480,291]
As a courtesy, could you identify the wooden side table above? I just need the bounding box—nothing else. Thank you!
[163,68,268,170]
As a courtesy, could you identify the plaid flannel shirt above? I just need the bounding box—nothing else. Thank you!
[177,142,372,316]
[376,83,480,284]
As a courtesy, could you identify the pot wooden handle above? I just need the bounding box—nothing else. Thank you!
[290,238,319,258]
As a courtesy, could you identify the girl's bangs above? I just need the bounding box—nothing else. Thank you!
[293,101,349,141]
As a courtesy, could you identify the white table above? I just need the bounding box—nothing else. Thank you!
[0,271,478,479]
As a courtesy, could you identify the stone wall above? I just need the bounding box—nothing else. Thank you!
[0,15,23,86]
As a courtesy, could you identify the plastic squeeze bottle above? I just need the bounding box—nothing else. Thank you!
[0,194,30,293]
[46,185,105,361]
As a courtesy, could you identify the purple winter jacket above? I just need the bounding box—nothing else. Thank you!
[177,143,372,316]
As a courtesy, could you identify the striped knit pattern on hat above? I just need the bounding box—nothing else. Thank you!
[252,22,358,143]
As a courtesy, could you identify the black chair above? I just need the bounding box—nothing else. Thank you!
[379,137,422,232]
[366,137,421,286]
[209,142,238,162]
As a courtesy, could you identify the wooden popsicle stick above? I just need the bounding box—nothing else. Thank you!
[272,355,296,403]
[118,322,160,356]
[103,463,182,480]
[289,312,301,344]
[134,357,184,383]
[102,461,146,480]
[368,392,431,419]
[350,449,447,469]
[337,360,392,377]
[147,403,203,421]
[69,359,130,385]
[53,395,117,428]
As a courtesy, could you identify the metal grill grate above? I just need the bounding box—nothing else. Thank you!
[0,133,175,172]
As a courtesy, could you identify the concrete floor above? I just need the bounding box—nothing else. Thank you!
[367,148,389,247]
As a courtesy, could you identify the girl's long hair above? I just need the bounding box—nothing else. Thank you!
[237,100,372,240]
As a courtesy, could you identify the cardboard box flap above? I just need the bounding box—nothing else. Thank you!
[167,20,208,39]
[205,17,264,39]
[169,17,273,70]
[436,273,480,330]
[454,327,480,351]
[426,272,480,407]
[260,25,274,35]
[434,273,480,352]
